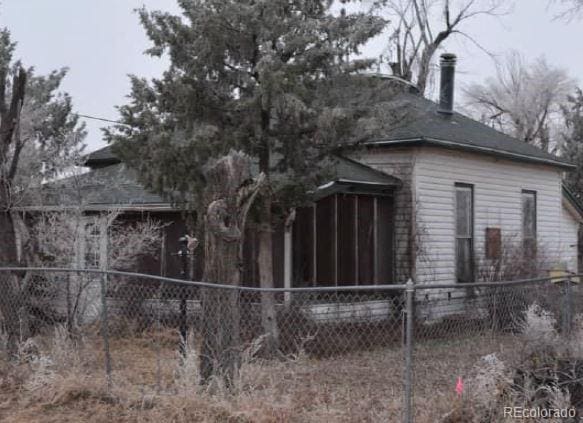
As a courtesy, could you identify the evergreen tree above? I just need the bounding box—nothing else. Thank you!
[106,0,389,352]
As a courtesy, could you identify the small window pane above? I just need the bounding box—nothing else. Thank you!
[456,188,472,237]
[85,221,101,270]
[455,184,473,282]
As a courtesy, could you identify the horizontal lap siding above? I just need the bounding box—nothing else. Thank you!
[560,205,579,274]
[414,147,563,285]
[350,148,415,283]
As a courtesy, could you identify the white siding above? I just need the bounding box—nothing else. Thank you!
[413,147,564,285]
[351,148,416,282]
[560,201,579,274]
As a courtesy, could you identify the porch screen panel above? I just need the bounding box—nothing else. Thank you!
[358,196,375,285]
[292,207,313,287]
[337,194,356,285]
[377,196,394,284]
[316,196,335,286]
[455,184,474,282]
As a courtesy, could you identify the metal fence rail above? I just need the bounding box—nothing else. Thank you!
[0,267,579,422]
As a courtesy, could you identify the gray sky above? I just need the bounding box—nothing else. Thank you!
[2,0,583,152]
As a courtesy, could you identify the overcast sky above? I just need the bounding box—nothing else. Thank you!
[2,0,583,152]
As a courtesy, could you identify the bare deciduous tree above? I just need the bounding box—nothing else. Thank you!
[552,0,583,19]
[464,52,575,152]
[379,0,506,94]
[30,205,164,331]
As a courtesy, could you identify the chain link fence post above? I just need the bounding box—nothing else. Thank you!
[99,272,113,392]
[563,276,573,336]
[404,278,415,423]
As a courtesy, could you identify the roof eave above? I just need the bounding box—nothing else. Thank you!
[310,179,398,201]
[361,137,575,170]
[14,203,177,212]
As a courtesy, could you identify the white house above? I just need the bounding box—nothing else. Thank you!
[289,54,583,288]
[25,54,583,291]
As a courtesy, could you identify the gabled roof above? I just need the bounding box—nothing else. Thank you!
[359,92,574,169]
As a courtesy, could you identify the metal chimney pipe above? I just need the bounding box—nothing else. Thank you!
[438,53,457,115]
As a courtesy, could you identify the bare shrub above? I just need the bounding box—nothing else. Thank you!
[466,353,509,419]
[445,304,583,422]
[477,235,555,282]
[31,210,165,332]
[474,236,560,332]
[50,325,80,370]
[519,303,559,354]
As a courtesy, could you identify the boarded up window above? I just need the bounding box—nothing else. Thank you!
[455,184,474,282]
[485,227,501,260]
[522,190,537,258]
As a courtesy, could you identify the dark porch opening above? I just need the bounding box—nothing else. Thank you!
[293,192,395,287]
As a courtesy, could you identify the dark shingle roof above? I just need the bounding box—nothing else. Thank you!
[25,152,400,210]
[361,92,574,169]
[84,145,120,167]
[21,163,170,210]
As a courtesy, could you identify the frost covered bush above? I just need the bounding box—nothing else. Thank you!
[519,303,558,355]
[443,304,582,422]
[466,353,509,417]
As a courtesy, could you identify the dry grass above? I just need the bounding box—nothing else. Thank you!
[0,328,514,422]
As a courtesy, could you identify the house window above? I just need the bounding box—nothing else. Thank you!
[522,190,537,258]
[455,184,474,282]
[84,221,102,269]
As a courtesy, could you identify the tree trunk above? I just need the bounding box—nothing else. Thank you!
[199,151,264,389]
[200,213,241,388]
[257,196,279,355]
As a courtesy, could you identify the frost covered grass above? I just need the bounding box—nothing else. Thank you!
[0,326,514,422]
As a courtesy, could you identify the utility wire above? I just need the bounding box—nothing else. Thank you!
[77,114,129,126]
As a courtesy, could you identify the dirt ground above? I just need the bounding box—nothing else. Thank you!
[0,330,509,423]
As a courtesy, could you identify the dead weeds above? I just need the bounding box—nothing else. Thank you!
[0,329,514,422]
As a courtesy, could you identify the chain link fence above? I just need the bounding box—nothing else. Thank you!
[0,267,579,422]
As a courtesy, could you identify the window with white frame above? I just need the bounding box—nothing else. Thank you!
[84,221,101,269]
[75,216,106,270]
[455,184,474,282]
